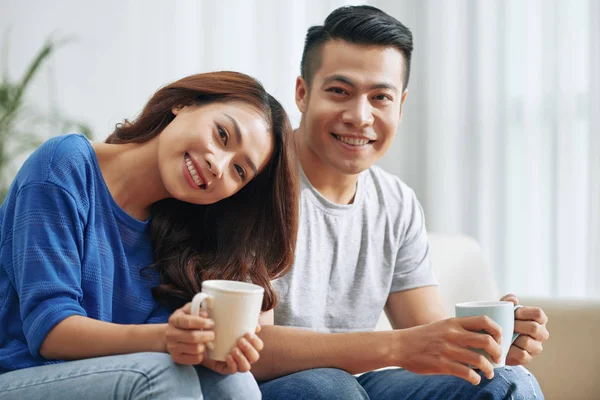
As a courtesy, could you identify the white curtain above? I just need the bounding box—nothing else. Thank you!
[1,0,597,298]
[376,0,599,298]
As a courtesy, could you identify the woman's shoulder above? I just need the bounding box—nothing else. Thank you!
[15,133,97,190]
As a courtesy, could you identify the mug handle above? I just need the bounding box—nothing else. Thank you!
[191,292,215,350]
[511,304,524,344]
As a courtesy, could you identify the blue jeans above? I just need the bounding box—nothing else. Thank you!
[0,352,260,400]
[259,366,544,399]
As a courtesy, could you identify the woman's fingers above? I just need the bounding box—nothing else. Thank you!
[166,328,215,344]
[169,312,214,330]
[238,336,260,364]
[230,346,252,373]
[166,342,206,355]
[170,352,204,365]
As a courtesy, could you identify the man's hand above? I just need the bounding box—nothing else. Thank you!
[397,316,503,385]
[202,324,264,374]
[500,294,549,365]
[166,303,215,365]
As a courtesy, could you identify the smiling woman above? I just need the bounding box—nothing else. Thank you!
[0,71,298,399]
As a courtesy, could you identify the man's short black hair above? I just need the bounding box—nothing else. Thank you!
[300,5,413,91]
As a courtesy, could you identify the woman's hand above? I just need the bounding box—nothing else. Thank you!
[202,324,264,374]
[166,302,215,365]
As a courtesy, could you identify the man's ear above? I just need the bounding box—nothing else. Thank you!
[399,89,409,120]
[295,76,309,113]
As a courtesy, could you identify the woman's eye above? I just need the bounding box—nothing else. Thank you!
[218,126,228,145]
[234,165,246,181]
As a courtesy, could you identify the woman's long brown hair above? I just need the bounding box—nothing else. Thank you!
[106,72,298,311]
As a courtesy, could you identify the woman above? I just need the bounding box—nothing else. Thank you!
[0,71,298,399]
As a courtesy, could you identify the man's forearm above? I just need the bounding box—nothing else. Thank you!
[40,315,167,360]
[252,325,398,381]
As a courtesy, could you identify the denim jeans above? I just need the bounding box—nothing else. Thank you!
[0,352,261,400]
[259,366,544,399]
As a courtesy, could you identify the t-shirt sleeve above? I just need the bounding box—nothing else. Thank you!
[390,188,438,293]
[8,182,87,357]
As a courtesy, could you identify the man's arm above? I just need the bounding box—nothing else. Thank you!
[384,286,448,329]
[252,310,398,381]
[253,303,504,385]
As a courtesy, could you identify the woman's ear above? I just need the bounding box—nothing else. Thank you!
[172,104,184,115]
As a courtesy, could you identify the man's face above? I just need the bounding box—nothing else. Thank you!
[296,39,408,175]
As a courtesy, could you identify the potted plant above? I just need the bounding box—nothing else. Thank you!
[0,37,90,201]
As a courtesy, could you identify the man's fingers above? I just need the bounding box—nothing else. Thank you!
[500,293,519,305]
[452,348,495,380]
[514,320,549,341]
[459,316,502,344]
[460,332,502,363]
[506,346,533,365]
[512,335,543,356]
[443,360,482,385]
[515,306,548,325]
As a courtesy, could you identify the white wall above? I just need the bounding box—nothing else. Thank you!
[1,0,597,297]
[0,0,362,140]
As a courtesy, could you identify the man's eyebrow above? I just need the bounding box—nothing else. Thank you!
[321,75,356,88]
[321,74,399,94]
[224,113,258,177]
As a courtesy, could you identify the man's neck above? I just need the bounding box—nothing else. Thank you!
[295,126,360,205]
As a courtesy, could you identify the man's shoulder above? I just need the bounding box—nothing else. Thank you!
[363,165,418,205]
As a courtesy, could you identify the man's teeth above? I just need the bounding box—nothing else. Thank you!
[185,154,202,187]
[333,134,370,146]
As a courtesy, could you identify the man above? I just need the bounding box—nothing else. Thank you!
[253,5,549,399]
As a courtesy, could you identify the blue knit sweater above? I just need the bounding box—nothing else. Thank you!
[0,134,171,373]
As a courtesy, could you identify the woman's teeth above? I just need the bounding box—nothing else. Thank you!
[185,154,203,187]
[332,134,370,146]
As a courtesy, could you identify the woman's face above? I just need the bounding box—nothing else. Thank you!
[157,101,274,204]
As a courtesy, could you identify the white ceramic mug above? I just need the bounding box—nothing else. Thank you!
[191,280,264,361]
[455,301,523,368]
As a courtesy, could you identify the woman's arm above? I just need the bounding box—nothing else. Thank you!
[40,316,167,360]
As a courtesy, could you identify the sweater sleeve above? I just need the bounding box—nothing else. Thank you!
[144,303,173,324]
[9,182,87,357]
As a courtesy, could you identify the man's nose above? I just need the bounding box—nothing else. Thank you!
[341,97,375,128]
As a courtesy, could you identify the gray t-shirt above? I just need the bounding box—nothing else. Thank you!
[272,165,438,333]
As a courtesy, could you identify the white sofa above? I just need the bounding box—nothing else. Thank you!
[376,233,600,400]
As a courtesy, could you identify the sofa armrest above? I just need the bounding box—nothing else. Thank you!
[520,297,600,400]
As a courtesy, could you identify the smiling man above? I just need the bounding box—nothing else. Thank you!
[252,5,548,400]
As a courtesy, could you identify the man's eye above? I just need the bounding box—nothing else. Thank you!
[374,94,392,102]
[235,165,246,181]
[327,87,347,95]
[218,126,228,145]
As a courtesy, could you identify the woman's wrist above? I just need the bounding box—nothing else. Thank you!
[130,323,168,353]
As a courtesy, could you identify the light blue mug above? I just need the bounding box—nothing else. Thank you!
[455,301,523,368]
